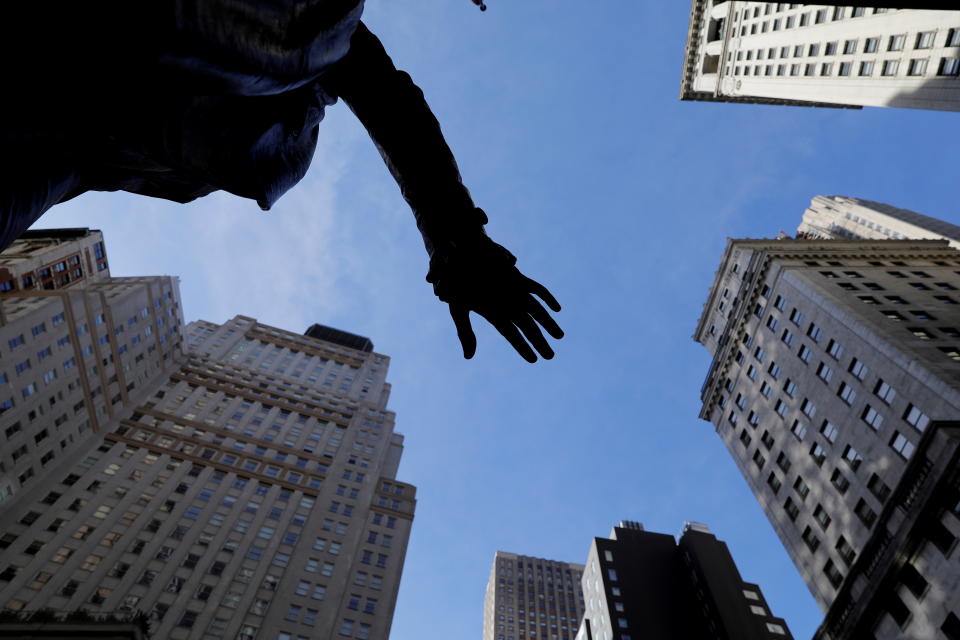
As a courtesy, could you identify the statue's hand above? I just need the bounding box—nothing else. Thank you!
[427,235,562,362]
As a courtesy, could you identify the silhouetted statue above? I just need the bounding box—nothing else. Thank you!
[0,0,561,362]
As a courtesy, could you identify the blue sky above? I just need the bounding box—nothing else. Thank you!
[34,2,960,638]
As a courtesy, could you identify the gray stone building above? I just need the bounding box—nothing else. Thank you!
[576,521,791,640]
[695,237,960,639]
[682,3,960,111]
[483,551,585,640]
[0,231,416,640]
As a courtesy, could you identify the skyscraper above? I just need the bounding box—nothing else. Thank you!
[695,236,960,639]
[0,228,110,293]
[681,3,960,111]
[484,551,586,640]
[576,521,792,640]
[797,195,960,248]
[0,230,416,640]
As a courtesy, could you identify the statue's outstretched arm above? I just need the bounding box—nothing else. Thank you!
[322,23,562,362]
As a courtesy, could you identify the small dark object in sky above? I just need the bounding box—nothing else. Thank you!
[471,0,488,10]
[0,0,561,362]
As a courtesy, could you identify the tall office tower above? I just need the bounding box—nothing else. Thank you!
[483,551,586,640]
[695,237,960,639]
[0,233,415,640]
[575,521,791,640]
[0,228,111,293]
[796,195,960,249]
[681,3,960,111]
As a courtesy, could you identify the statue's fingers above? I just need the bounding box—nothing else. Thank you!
[515,313,554,360]
[490,318,537,363]
[526,297,564,340]
[449,304,477,359]
[524,276,561,312]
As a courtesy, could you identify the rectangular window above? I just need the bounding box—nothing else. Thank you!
[908,58,929,76]
[890,431,915,459]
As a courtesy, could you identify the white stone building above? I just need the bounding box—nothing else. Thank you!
[682,3,960,111]
[797,195,960,249]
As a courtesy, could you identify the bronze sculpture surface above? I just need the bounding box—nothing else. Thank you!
[0,0,562,361]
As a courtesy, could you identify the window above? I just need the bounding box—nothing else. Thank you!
[881,60,899,76]
[842,445,863,471]
[797,344,812,363]
[774,400,788,418]
[827,339,843,359]
[837,382,856,405]
[940,57,960,77]
[868,473,892,503]
[816,362,833,383]
[831,469,850,494]
[776,452,791,473]
[890,432,915,459]
[802,526,820,552]
[767,361,782,379]
[904,404,930,432]
[794,476,810,501]
[908,58,929,76]
[824,560,844,588]
[843,39,857,55]
[800,398,816,418]
[820,420,838,444]
[810,443,826,467]
[767,473,782,494]
[888,34,906,51]
[783,379,797,397]
[916,31,935,49]
[836,537,856,567]
[752,450,766,470]
[854,499,877,527]
[814,504,831,530]
[783,498,799,521]
[861,405,883,430]
[848,358,868,380]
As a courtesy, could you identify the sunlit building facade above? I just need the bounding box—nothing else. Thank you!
[0,231,416,640]
[695,237,960,639]
[484,551,585,640]
[682,3,960,111]
[797,195,960,249]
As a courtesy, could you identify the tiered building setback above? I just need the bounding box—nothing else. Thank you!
[695,237,960,639]
[484,551,586,640]
[0,231,416,640]
[682,3,960,111]
[797,195,960,249]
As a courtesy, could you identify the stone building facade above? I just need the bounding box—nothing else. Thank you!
[797,195,960,249]
[484,551,586,640]
[682,3,960,111]
[695,238,960,639]
[0,231,415,640]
